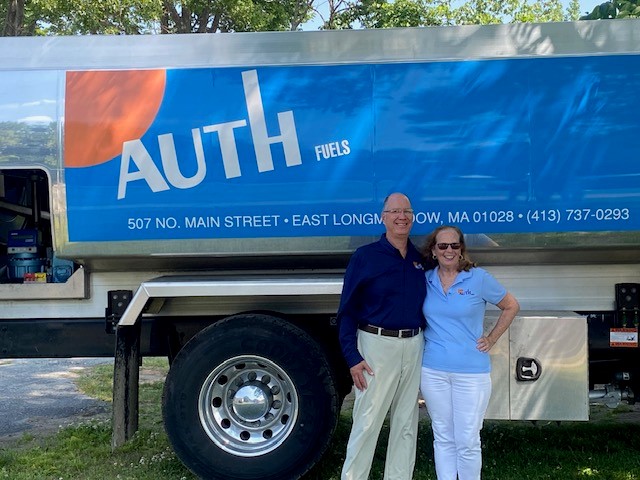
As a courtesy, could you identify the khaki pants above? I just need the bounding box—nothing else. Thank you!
[341,330,424,480]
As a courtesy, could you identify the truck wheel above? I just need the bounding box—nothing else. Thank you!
[162,313,340,480]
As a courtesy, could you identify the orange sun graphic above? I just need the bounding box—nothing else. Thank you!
[64,69,166,168]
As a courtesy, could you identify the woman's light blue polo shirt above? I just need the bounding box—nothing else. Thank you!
[422,267,506,374]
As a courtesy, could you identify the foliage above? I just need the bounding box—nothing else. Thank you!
[328,0,447,29]
[454,0,566,24]
[2,0,44,35]
[1,0,161,35]
[566,0,582,18]
[35,0,161,34]
[327,0,578,29]
[0,0,598,35]
[580,0,640,19]
[0,0,314,35]
[160,0,312,32]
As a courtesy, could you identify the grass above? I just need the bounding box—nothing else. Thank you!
[307,411,640,480]
[1,359,640,479]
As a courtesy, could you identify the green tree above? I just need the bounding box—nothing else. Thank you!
[580,0,640,18]
[328,0,578,28]
[0,0,315,35]
[328,0,448,29]
[1,0,632,36]
[1,0,161,35]
[40,0,162,34]
[2,0,23,35]
[160,0,311,32]
[2,0,44,35]
[566,0,581,19]
[455,0,567,23]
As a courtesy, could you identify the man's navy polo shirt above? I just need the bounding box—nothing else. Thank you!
[338,234,427,368]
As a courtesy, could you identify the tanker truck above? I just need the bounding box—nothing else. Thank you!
[1,19,640,480]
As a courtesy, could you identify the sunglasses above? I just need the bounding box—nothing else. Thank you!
[436,242,461,250]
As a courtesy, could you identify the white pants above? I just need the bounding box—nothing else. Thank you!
[341,330,424,480]
[420,367,492,480]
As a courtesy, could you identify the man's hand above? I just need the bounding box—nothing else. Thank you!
[350,360,374,391]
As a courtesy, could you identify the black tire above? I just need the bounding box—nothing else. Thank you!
[162,313,340,480]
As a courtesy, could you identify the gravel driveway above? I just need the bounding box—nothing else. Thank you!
[0,358,113,443]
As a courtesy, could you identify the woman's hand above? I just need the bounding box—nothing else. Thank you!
[477,292,520,353]
[476,335,496,352]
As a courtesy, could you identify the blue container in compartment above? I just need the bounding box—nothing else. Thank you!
[8,252,47,281]
[52,257,74,283]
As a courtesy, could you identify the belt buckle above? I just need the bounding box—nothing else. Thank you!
[400,328,417,338]
[365,325,383,335]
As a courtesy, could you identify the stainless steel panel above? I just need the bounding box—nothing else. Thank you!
[487,265,640,312]
[485,316,510,420]
[508,313,588,421]
[118,274,344,326]
[2,21,640,71]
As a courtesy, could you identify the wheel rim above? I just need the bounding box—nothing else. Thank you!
[198,355,299,457]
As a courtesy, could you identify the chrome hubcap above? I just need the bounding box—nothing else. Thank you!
[198,355,299,456]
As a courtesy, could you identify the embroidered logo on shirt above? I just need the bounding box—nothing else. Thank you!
[457,288,473,295]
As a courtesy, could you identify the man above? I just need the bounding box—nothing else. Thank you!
[338,192,427,480]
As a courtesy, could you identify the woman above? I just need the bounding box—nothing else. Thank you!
[420,225,519,480]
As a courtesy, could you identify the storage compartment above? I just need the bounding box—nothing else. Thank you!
[485,312,589,421]
[0,168,76,286]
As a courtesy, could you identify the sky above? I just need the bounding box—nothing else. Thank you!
[579,0,605,15]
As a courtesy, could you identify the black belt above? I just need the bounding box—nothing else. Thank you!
[359,324,421,338]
